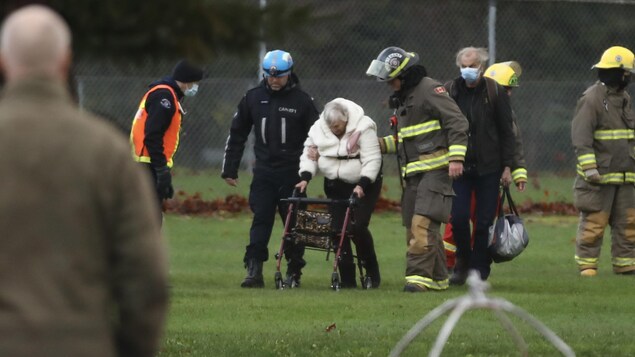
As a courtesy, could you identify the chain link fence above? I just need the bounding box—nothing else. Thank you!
[73,0,635,188]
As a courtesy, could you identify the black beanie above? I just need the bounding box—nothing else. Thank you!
[172,59,204,83]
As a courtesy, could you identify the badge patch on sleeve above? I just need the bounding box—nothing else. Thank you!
[434,86,447,94]
[160,98,172,109]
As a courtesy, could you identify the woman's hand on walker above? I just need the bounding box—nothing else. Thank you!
[295,180,308,193]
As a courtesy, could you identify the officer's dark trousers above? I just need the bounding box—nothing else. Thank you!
[451,171,500,280]
[325,175,382,285]
[141,163,164,224]
[245,166,305,272]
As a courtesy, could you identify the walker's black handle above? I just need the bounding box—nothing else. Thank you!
[282,196,355,206]
[348,192,359,207]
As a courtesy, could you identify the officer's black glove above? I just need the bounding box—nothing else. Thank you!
[155,166,174,200]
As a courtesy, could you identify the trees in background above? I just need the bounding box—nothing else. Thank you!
[0,0,314,61]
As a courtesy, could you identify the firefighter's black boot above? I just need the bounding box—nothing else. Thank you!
[240,259,264,288]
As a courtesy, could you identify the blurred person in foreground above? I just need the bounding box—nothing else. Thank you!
[222,49,319,288]
[571,46,635,277]
[443,60,528,271]
[296,98,383,288]
[0,5,168,357]
[444,47,516,285]
[130,58,204,218]
[366,47,469,292]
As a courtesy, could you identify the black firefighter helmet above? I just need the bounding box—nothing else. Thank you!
[366,47,420,81]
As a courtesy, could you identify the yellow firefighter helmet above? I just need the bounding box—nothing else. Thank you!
[484,61,522,87]
[592,46,635,72]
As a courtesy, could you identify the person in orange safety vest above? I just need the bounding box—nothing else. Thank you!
[130,59,203,215]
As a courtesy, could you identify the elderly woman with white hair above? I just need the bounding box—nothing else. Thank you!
[296,97,383,288]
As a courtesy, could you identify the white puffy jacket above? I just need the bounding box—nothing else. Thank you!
[299,98,382,185]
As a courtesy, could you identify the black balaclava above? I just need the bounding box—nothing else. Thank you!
[598,68,630,90]
[389,64,428,108]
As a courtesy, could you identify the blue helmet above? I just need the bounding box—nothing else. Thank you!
[262,50,293,77]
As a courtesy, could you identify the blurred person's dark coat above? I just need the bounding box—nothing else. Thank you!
[0,76,169,357]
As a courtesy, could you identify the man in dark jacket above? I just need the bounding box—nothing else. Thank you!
[130,59,204,215]
[446,47,516,285]
[0,5,168,356]
[222,49,319,288]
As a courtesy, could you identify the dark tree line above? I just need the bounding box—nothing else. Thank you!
[0,0,314,61]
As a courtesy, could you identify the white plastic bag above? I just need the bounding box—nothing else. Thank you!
[488,187,529,263]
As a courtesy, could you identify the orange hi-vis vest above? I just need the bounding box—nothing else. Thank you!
[130,84,182,168]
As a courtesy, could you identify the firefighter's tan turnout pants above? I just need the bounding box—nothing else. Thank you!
[573,177,635,273]
[401,169,454,290]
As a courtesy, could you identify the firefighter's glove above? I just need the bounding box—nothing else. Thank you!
[584,169,601,183]
[155,166,174,199]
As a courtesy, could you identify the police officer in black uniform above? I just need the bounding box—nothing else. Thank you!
[222,50,319,288]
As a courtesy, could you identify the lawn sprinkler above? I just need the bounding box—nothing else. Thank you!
[389,270,575,357]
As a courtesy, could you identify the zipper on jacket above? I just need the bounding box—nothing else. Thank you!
[261,117,267,144]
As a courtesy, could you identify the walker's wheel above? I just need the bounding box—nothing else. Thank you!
[274,271,284,290]
[363,276,372,290]
[331,272,340,291]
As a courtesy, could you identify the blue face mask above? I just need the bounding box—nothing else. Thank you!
[184,83,199,97]
[460,67,481,84]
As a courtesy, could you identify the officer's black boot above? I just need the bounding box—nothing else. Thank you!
[240,258,264,288]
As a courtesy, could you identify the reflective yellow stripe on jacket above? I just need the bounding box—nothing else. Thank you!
[593,129,635,140]
[576,153,596,168]
[512,168,528,183]
[398,120,442,142]
[396,121,466,176]
[382,135,397,154]
[402,151,449,176]
[576,166,635,184]
[448,144,467,159]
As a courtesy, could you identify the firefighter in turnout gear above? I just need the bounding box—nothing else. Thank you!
[572,45,635,276]
[366,47,469,292]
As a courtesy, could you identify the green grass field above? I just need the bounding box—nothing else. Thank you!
[159,213,635,357]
